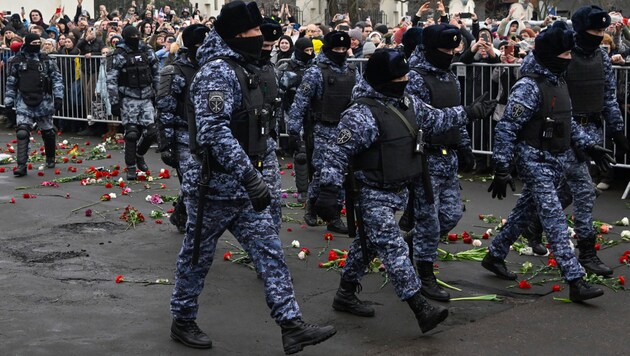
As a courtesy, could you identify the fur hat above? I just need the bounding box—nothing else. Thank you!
[260,18,282,42]
[214,1,263,40]
[571,5,611,33]
[533,21,574,61]
[422,24,461,49]
[364,48,409,86]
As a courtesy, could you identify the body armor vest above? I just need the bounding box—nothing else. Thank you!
[158,62,197,127]
[118,49,153,88]
[353,97,423,185]
[187,57,267,160]
[412,67,461,147]
[282,60,306,111]
[311,63,355,123]
[15,53,52,106]
[566,50,604,116]
[256,63,280,136]
[518,75,572,154]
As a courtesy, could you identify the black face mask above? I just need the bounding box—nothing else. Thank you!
[125,37,140,50]
[295,49,314,63]
[373,81,408,98]
[260,49,272,61]
[225,35,264,62]
[576,32,603,53]
[541,56,571,75]
[24,43,41,53]
[324,49,347,66]
[187,47,199,67]
[425,48,453,71]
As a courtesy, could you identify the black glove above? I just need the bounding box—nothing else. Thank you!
[488,166,516,199]
[242,169,271,212]
[314,185,340,222]
[457,147,476,173]
[464,99,498,122]
[288,134,301,152]
[612,131,630,155]
[586,145,616,173]
[160,150,177,167]
[54,98,62,111]
[111,103,121,117]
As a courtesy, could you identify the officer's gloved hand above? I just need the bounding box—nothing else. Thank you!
[288,134,301,152]
[612,131,630,155]
[54,98,62,111]
[111,103,121,117]
[457,147,476,173]
[464,99,498,122]
[242,169,271,212]
[160,150,176,167]
[586,145,616,172]
[488,165,516,199]
[314,185,340,222]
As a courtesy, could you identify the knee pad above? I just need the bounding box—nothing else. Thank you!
[16,125,30,140]
[124,124,140,141]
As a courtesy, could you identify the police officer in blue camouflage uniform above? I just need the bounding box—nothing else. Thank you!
[257,18,284,233]
[107,25,160,180]
[4,33,64,177]
[278,37,316,204]
[169,2,336,353]
[483,21,614,302]
[405,25,496,301]
[315,49,451,333]
[288,30,356,233]
[522,6,630,276]
[156,24,210,233]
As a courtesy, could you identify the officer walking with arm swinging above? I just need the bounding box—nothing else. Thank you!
[4,33,64,177]
[169,2,336,354]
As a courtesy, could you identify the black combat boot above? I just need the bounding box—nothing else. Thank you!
[126,165,137,181]
[332,280,375,317]
[303,199,318,226]
[417,261,450,301]
[42,129,57,168]
[577,237,613,276]
[281,319,336,355]
[170,319,212,349]
[569,278,604,302]
[481,253,517,280]
[406,292,448,333]
[135,154,149,172]
[169,199,187,234]
[14,126,30,177]
[136,124,157,172]
[327,214,348,234]
[296,191,307,204]
[522,220,547,255]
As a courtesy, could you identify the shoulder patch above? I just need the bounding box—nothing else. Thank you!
[208,91,225,114]
[336,128,352,145]
[511,104,524,118]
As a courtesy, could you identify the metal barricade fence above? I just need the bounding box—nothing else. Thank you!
[2,51,629,168]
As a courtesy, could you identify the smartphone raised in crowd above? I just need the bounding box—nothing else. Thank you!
[460,12,472,19]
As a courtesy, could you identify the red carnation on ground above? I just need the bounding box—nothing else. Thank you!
[223,252,232,261]
[447,233,458,241]
[518,280,532,289]
[328,250,339,261]
[105,183,113,189]
[115,275,124,283]
[324,233,333,241]
[547,259,557,268]
[552,284,561,292]
[618,276,625,286]
[286,163,293,169]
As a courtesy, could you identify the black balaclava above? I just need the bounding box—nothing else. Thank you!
[182,24,210,66]
[322,31,350,66]
[294,37,314,63]
[24,33,42,54]
[225,36,264,62]
[422,24,461,71]
[214,1,264,63]
[425,48,453,71]
[122,25,141,50]
[364,48,410,99]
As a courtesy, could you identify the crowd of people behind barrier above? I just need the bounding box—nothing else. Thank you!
[1,1,630,180]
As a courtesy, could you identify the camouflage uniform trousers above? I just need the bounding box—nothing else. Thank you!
[120,97,155,127]
[488,147,585,281]
[170,193,302,322]
[307,124,344,205]
[340,186,421,301]
[263,137,282,234]
[411,167,463,263]
[15,95,55,131]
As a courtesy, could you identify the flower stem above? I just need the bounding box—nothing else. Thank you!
[436,278,462,291]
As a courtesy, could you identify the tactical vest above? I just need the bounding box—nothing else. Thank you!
[282,60,306,109]
[118,49,153,89]
[256,63,280,137]
[353,97,424,185]
[566,50,604,116]
[158,62,197,125]
[311,63,356,123]
[518,75,572,154]
[187,57,267,160]
[15,53,52,107]
[412,67,461,147]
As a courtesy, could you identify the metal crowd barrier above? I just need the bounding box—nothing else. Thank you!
[2,50,630,169]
